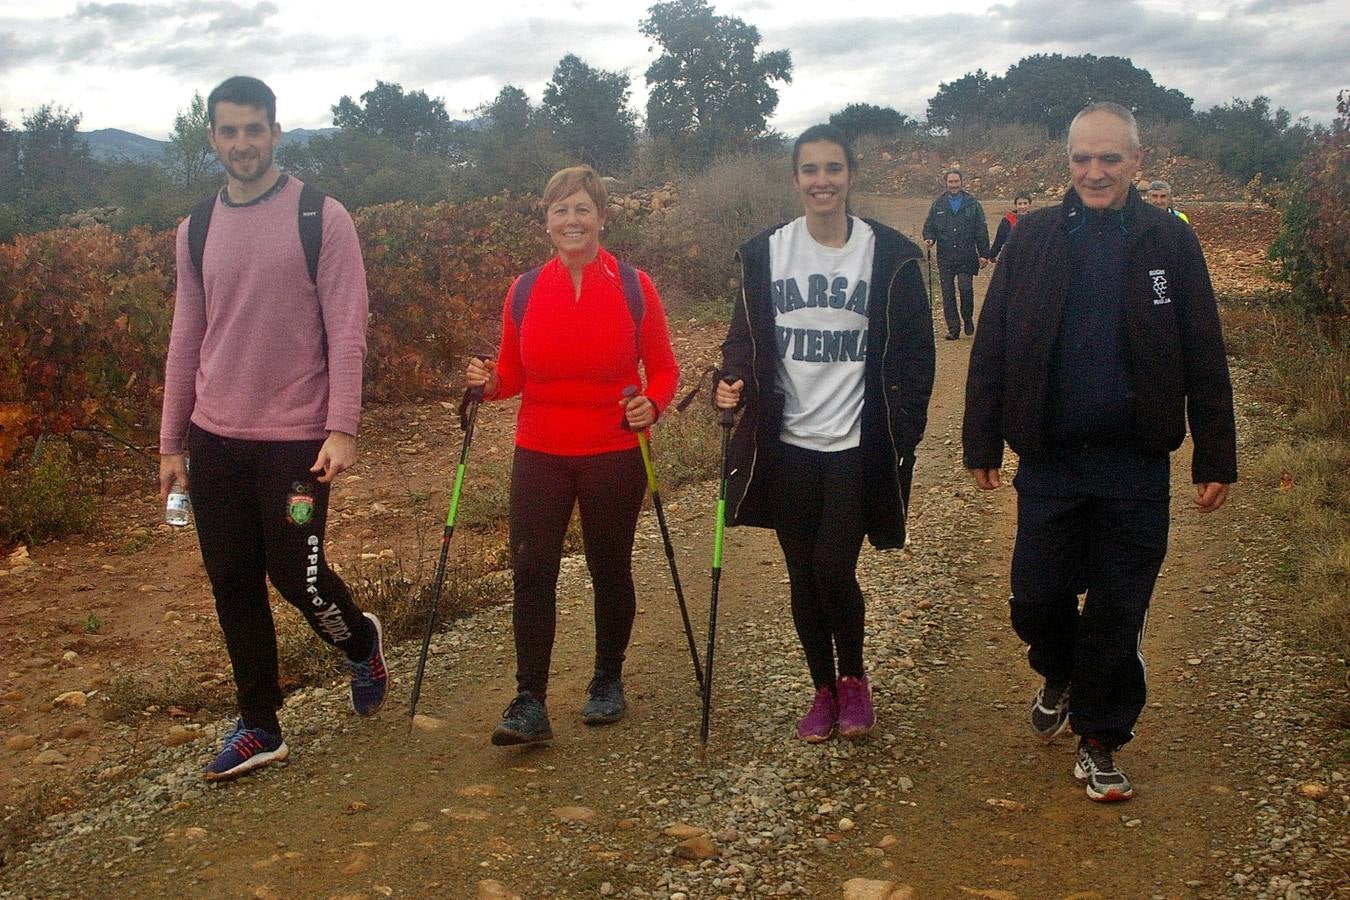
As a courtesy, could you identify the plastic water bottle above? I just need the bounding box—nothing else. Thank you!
[165,464,191,526]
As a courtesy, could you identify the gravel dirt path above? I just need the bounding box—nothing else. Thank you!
[2,198,1345,899]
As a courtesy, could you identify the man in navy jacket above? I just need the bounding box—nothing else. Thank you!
[922,170,990,340]
[962,102,1236,803]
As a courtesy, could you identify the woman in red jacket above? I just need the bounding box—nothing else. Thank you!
[467,165,680,746]
[989,193,1032,262]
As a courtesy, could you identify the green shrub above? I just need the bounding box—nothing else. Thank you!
[653,402,723,489]
[619,151,798,311]
[1269,92,1348,316]
[1187,96,1315,184]
[0,439,94,544]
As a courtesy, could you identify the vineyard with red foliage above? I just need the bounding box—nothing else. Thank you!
[0,194,551,468]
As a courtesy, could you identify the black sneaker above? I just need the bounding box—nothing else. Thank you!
[1030,680,1071,741]
[964,320,975,335]
[581,672,626,725]
[944,329,960,341]
[1074,737,1134,802]
[491,692,553,746]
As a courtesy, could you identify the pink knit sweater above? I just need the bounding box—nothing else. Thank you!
[159,177,368,455]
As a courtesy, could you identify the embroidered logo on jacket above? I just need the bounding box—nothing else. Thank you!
[1149,269,1171,305]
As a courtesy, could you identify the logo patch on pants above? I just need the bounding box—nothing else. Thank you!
[287,482,315,525]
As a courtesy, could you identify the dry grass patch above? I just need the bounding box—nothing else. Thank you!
[1255,439,1350,656]
[1223,298,1349,661]
[99,664,230,723]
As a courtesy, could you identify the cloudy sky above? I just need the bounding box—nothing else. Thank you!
[1,0,1345,140]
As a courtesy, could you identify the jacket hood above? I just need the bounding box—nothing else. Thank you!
[739,216,920,269]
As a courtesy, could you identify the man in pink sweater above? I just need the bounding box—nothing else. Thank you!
[158,76,386,782]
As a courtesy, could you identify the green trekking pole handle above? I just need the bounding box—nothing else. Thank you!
[700,376,738,753]
[623,386,704,692]
[408,383,484,728]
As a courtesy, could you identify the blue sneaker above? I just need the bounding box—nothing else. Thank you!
[491,692,553,746]
[203,719,288,782]
[581,672,626,725]
[348,612,387,717]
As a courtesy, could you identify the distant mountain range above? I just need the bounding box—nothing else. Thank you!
[78,127,338,162]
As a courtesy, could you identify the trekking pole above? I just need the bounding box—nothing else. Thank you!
[408,382,485,728]
[699,376,738,755]
[623,386,704,693]
[926,246,934,306]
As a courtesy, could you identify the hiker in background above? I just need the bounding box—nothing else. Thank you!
[963,102,1236,802]
[988,193,1032,262]
[922,169,991,340]
[715,124,934,743]
[465,165,679,746]
[159,75,386,783]
[1147,180,1190,224]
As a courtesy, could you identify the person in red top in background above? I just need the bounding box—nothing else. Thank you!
[466,165,680,746]
[988,193,1032,263]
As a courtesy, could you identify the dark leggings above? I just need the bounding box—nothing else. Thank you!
[773,442,867,690]
[508,446,647,698]
[189,424,372,733]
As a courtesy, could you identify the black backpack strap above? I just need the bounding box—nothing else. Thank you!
[298,182,325,285]
[187,192,218,285]
[617,261,645,337]
[509,265,546,333]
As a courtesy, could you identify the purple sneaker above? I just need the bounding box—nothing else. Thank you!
[797,686,838,743]
[837,675,875,738]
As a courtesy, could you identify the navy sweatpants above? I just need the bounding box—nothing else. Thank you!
[1010,490,1169,747]
[937,256,975,333]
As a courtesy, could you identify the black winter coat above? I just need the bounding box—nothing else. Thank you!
[962,188,1238,486]
[922,191,990,274]
[720,218,936,549]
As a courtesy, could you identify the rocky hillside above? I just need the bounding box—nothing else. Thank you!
[858,139,1250,202]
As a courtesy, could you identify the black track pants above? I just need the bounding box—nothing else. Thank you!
[188,424,372,733]
[508,446,646,698]
[1010,491,1169,747]
[773,442,867,690]
[937,256,975,333]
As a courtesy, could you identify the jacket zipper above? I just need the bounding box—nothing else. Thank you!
[880,258,910,526]
[730,249,759,521]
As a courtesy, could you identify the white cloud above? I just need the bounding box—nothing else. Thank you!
[0,0,1343,138]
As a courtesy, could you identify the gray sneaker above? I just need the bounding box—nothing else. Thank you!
[1030,680,1070,741]
[491,692,553,746]
[581,672,626,725]
[1074,737,1134,802]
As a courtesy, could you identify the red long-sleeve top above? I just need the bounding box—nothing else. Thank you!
[491,248,680,456]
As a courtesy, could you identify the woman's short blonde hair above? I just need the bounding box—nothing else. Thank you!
[542,165,608,213]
